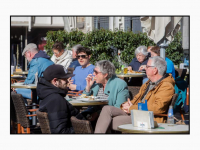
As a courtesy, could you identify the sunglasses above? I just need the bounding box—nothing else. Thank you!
[93,69,102,75]
[76,55,88,59]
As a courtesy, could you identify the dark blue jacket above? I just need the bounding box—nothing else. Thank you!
[68,58,80,69]
[24,51,54,84]
[129,57,148,71]
[128,57,148,86]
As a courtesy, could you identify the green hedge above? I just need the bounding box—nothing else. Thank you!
[44,29,183,69]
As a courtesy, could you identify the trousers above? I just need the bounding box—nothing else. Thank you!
[15,88,31,99]
[94,105,132,133]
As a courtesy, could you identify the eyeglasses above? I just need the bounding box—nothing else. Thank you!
[93,69,102,75]
[76,55,88,59]
[53,51,60,55]
[146,65,155,68]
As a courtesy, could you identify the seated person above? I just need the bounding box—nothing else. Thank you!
[68,47,94,91]
[37,64,85,134]
[68,44,81,69]
[84,60,129,108]
[94,56,175,133]
[51,42,72,70]
[15,43,54,100]
[148,46,176,79]
[128,46,149,85]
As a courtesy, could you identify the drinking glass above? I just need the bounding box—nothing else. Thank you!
[11,66,14,75]
[123,68,128,74]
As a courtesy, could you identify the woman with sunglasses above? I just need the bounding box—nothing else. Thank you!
[51,42,72,70]
[84,60,129,108]
[68,47,94,91]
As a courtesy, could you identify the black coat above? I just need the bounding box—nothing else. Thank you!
[37,77,81,134]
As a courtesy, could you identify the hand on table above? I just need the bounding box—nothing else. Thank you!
[122,98,133,114]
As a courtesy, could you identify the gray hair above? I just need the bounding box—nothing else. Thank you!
[95,60,116,79]
[135,46,148,57]
[22,43,38,56]
[149,56,167,76]
[72,44,82,52]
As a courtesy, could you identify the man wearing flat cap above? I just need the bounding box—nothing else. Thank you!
[37,64,85,134]
[15,43,53,100]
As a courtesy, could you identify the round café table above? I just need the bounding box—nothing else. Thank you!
[68,99,108,112]
[11,83,37,125]
[116,73,145,78]
[117,123,189,134]
[69,100,108,106]
[11,76,26,80]
[11,84,36,89]
[117,73,145,84]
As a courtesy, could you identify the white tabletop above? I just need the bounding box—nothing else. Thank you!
[13,71,29,75]
[68,99,108,106]
[118,123,189,134]
[116,73,145,78]
[11,84,37,89]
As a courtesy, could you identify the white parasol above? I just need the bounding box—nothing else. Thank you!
[140,17,182,58]
[63,17,77,32]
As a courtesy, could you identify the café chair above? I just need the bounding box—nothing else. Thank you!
[175,68,187,80]
[67,90,83,97]
[10,96,21,134]
[180,87,189,120]
[71,116,93,133]
[36,110,51,134]
[67,67,75,74]
[154,94,178,119]
[128,86,141,100]
[11,79,17,84]
[11,92,40,134]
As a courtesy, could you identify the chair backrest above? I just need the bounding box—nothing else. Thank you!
[154,93,178,120]
[186,87,189,106]
[11,91,30,128]
[128,86,141,100]
[170,93,178,107]
[67,67,75,74]
[175,68,187,79]
[70,116,93,133]
[36,110,51,134]
[67,90,83,97]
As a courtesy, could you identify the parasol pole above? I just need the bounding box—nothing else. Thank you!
[158,38,169,59]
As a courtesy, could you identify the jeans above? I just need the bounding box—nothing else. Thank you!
[142,77,149,84]
[15,88,31,99]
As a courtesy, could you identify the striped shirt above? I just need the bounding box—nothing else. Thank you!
[97,84,109,100]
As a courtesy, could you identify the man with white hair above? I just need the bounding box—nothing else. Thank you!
[68,44,81,69]
[15,43,54,100]
[94,56,175,133]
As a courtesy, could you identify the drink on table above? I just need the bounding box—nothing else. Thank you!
[167,105,174,124]
[123,68,128,74]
